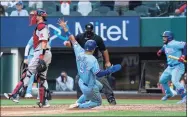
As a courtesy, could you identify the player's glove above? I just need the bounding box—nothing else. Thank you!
[178,55,186,63]
[107,64,122,74]
[157,50,162,57]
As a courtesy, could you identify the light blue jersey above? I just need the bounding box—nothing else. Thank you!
[159,40,186,102]
[163,40,186,66]
[72,41,100,87]
[28,38,34,56]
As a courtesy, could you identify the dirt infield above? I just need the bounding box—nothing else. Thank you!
[1,104,186,116]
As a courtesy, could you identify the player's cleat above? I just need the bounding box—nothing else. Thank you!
[37,102,43,108]
[4,93,19,103]
[107,96,116,105]
[43,100,50,108]
[25,93,33,98]
[69,103,79,109]
[161,95,172,101]
[177,96,187,104]
[4,93,11,99]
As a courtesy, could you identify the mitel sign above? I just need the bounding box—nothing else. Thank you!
[1,17,140,47]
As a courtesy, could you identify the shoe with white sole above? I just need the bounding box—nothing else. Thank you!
[177,96,187,104]
[4,93,19,103]
[37,100,50,108]
[25,93,33,98]
[161,94,172,101]
[43,103,50,108]
[69,103,79,109]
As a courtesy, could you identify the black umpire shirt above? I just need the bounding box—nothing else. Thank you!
[75,32,106,59]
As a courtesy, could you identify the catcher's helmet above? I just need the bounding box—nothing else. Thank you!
[37,59,47,73]
[29,9,47,25]
[162,31,174,41]
[84,40,97,51]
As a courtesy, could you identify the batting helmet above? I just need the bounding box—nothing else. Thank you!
[84,40,97,51]
[36,59,47,73]
[162,31,174,41]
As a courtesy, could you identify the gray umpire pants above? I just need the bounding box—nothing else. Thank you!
[75,59,114,100]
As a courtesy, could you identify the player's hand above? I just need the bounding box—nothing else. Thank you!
[157,50,162,57]
[105,62,112,68]
[64,41,71,47]
[178,55,186,63]
[24,59,28,64]
[57,18,68,32]
[107,64,122,74]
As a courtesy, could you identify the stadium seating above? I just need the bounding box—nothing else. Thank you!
[98,6,111,16]
[106,11,119,16]
[88,11,101,16]
[123,10,139,16]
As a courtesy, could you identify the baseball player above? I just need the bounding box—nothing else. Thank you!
[24,36,52,98]
[4,9,52,108]
[157,31,187,104]
[58,19,121,109]
[64,23,116,105]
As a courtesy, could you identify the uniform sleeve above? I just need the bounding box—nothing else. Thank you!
[91,58,100,75]
[24,38,33,57]
[173,41,186,49]
[38,26,49,41]
[96,36,106,52]
[72,41,85,57]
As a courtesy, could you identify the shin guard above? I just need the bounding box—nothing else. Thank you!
[39,86,45,105]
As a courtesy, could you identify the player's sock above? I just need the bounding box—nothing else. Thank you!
[39,86,45,105]
[12,81,24,96]
[177,88,186,98]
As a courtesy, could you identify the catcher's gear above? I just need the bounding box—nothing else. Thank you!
[37,59,47,73]
[107,64,122,74]
[84,40,97,51]
[162,31,174,41]
[38,78,52,107]
[29,9,47,26]
[19,86,27,97]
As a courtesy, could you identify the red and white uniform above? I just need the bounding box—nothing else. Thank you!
[33,23,51,51]
[23,22,52,87]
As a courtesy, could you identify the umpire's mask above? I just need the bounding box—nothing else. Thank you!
[85,23,94,39]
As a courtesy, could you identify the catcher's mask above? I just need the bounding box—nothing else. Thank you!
[29,9,47,26]
[37,59,47,73]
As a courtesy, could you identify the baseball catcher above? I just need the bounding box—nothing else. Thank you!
[4,9,52,108]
